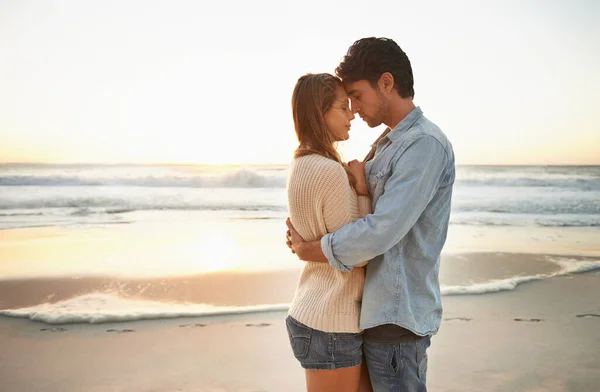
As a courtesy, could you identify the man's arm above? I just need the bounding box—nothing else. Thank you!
[285,218,328,262]
[286,194,372,264]
[322,136,448,272]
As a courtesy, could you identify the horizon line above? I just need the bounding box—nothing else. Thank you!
[1,161,599,167]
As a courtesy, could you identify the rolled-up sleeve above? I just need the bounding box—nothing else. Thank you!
[321,136,448,271]
[321,233,350,271]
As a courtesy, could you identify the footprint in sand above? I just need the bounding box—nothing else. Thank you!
[444,317,472,322]
[514,318,543,322]
[245,323,271,327]
[106,329,136,333]
[179,323,206,328]
[40,327,68,332]
[576,314,600,318]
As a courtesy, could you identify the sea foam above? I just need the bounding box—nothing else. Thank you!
[0,294,290,325]
[442,257,600,295]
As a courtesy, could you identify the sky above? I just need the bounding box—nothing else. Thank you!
[0,0,599,165]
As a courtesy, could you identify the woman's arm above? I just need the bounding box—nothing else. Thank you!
[347,160,370,198]
[347,160,372,267]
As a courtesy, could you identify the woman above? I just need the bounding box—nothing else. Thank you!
[286,73,373,392]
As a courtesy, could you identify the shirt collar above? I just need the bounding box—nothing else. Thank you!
[387,106,423,142]
[369,127,392,149]
[370,106,423,148]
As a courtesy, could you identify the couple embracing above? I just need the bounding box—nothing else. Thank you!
[284,37,455,392]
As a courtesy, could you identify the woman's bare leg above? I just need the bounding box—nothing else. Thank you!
[305,364,362,392]
[358,360,373,392]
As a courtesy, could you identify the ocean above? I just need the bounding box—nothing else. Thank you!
[1,164,599,324]
[1,164,599,230]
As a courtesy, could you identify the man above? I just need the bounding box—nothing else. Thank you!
[286,37,455,392]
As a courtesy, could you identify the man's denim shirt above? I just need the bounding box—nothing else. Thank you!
[321,107,455,336]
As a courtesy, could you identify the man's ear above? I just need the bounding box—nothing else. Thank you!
[378,72,395,93]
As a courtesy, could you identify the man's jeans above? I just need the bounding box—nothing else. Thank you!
[364,335,431,392]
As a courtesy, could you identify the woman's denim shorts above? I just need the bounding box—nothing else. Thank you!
[285,316,363,370]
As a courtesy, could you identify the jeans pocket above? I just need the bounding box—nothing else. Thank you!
[388,344,404,376]
[286,317,312,360]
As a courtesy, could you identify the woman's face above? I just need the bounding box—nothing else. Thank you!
[324,87,355,141]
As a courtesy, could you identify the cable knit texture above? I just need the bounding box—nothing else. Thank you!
[287,154,371,333]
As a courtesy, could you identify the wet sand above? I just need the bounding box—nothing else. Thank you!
[2,252,595,310]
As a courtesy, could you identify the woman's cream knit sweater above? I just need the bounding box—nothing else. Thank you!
[287,154,371,333]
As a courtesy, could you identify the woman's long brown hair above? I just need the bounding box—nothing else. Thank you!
[291,73,356,188]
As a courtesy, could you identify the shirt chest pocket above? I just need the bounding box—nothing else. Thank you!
[368,169,391,202]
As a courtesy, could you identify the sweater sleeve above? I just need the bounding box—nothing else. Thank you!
[320,164,373,269]
[357,195,372,218]
[352,194,372,267]
[320,164,357,234]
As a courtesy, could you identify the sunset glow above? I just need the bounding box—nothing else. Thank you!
[1,0,599,165]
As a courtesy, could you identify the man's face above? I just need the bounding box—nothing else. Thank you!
[344,80,387,128]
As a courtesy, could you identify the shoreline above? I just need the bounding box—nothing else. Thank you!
[1,252,599,311]
[1,252,599,330]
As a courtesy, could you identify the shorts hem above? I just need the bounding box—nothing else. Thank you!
[299,358,362,370]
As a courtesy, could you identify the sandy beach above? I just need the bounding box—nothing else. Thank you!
[1,260,600,391]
